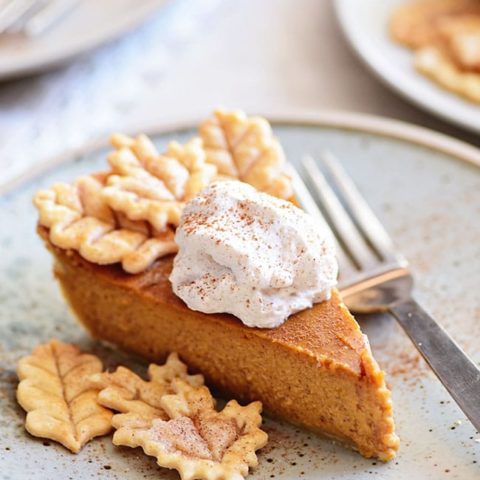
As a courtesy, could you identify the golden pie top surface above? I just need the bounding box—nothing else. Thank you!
[41,226,368,377]
[119,260,368,374]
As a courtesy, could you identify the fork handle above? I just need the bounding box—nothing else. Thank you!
[390,299,480,432]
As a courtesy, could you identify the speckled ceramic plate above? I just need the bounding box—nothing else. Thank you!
[1,113,479,480]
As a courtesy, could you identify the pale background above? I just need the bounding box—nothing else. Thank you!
[1,0,479,188]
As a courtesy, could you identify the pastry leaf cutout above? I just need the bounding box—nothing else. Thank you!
[113,379,268,480]
[33,174,178,274]
[103,136,217,231]
[16,339,113,453]
[92,353,267,479]
[90,352,204,432]
[199,109,293,200]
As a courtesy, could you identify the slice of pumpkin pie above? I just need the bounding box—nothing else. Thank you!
[34,110,399,461]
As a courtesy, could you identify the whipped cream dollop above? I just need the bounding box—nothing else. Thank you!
[169,181,338,328]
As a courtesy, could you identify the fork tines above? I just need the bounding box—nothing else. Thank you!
[297,152,407,281]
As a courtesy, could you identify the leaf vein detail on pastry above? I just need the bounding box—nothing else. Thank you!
[199,109,293,200]
[16,339,113,453]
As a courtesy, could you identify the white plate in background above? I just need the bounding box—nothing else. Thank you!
[0,0,169,80]
[335,0,480,134]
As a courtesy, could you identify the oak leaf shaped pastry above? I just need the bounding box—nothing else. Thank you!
[104,134,218,230]
[199,109,293,200]
[113,379,268,480]
[33,173,178,274]
[16,339,113,453]
[89,352,204,435]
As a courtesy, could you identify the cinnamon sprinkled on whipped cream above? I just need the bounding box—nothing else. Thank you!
[169,181,338,328]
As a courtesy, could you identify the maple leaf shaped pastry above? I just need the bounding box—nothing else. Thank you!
[90,352,204,433]
[199,109,293,200]
[102,134,217,232]
[16,339,113,453]
[113,379,268,480]
[33,173,178,274]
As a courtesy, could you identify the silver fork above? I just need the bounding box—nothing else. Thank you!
[292,152,480,432]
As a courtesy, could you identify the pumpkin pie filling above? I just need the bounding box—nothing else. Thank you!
[34,110,399,462]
